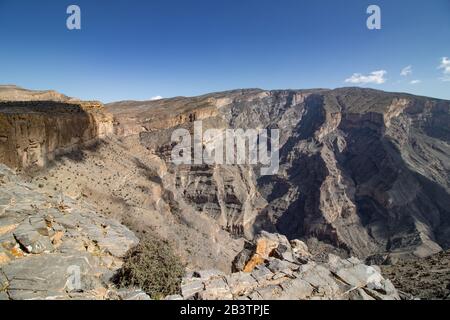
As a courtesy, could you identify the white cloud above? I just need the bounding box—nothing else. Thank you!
[150,96,163,101]
[400,65,412,76]
[345,70,387,84]
[438,57,450,74]
[410,80,421,84]
[438,57,450,81]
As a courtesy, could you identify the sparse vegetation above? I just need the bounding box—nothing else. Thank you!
[113,234,185,299]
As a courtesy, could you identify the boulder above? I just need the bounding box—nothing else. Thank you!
[170,232,401,301]
[181,279,204,299]
[290,239,311,260]
[226,272,258,296]
[234,232,299,272]
[200,277,232,300]
[280,278,314,299]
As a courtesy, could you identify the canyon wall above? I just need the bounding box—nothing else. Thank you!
[108,88,450,261]
[0,100,113,170]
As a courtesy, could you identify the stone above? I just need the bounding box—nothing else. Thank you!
[0,223,18,236]
[251,264,274,283]
[334,264,383,288]
[226,272,258,296]
[280,278,314,299]
[181,280,204,299]
[200,277,233,300]
[241,233,280,272]
[232,247,253,272]
[298,264,341,298]
[0,270,8,291]
[2,252,103,300]
[347,288,376,300]
[363,288,398,300]
[193,269,224,281]
[267,258,299,275]
[365,253,389,266]
[236,232,294,273]
[13,222,54,254]
[243,254,266,273]
[0,252,10,265]
[117,288,151,300]
[80,218,139,258]
[290,239,311,259]
[254,285,284,300]
[272,243,296,263]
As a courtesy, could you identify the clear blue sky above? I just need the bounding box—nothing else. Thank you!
[0,0,449,102]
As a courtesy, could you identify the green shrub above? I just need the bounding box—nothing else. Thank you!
[113,234,185,299]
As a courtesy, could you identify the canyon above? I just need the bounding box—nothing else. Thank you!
[0,85,449,299]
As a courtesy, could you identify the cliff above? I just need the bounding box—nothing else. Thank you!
[0,99,113,170]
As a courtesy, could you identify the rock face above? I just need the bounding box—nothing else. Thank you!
[171,231,400,300]
[0,164,142,300]
[108,88,450,260]
[0,86,113,170]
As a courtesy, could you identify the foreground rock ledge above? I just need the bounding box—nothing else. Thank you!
[171,231,400,300]
[0,164,149,300]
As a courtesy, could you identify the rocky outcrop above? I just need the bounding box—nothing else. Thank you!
[0,100,113,170]
[169,232,400,300]
[0,164,143,300]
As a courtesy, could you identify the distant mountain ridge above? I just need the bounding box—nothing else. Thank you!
[0,85,75,102]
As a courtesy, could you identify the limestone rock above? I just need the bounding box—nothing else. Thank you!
[0,99,113,170]
[171,232,401,300]
[0,165,141,300]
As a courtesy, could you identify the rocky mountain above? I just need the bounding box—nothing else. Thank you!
[0,85,449,300]
[108,87,450,262]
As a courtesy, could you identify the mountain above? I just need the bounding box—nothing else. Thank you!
[1,85,449,299]
[107,87,450,261]
[0,85,73,102]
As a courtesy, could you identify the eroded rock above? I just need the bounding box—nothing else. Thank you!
[172,232,401,300]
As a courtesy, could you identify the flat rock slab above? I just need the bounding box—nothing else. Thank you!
[2,252,105,300]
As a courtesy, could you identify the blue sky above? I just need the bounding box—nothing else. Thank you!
[0,0,449,102]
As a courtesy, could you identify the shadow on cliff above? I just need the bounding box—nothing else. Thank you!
[0,100,109,170]
[254,94,332,243]
[254,93,450,257]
